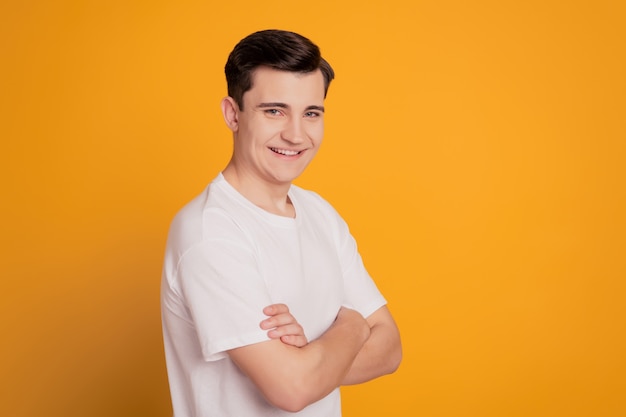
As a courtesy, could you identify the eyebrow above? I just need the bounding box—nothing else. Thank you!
[257,102,325,112]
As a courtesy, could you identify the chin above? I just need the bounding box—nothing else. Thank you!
[269,166,309,183]
[271,170,304,184]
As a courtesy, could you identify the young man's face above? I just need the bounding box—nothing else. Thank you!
[230,66,326,187]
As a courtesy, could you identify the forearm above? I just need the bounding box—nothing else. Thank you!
[229,307,370,412]
[297,308,371,395]
[342,306,402,385]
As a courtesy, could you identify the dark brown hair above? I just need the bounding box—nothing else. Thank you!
[225,29,335,109]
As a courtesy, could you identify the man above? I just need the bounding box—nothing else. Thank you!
[161,29,401,416]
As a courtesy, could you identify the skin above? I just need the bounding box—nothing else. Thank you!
[261,304,309,347]
[221,66,402,411]
[221,66,326,217]
[230,307,371,412]
[263,303,402,385]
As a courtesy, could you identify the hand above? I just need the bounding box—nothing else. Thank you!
[260,304,308,348]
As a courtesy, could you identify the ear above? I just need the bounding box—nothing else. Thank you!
[221,96,240,132]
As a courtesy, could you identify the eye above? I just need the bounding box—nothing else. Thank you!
[304,111,321,118]
[264,109,283,116]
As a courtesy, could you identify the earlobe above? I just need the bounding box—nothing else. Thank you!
[221,97,239,132]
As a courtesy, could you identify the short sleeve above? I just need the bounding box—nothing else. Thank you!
[326,205,387,318]
[178,232,272,361]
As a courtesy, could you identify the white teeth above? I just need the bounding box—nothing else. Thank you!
[271,148,300,156]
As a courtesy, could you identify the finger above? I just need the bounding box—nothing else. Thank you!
[267,327,308,347]
[260,312,298,329]
[280,334,308,348]
[267,323,304,339]
[263,303,289,316]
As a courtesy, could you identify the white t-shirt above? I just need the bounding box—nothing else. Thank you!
[161,173,386,416]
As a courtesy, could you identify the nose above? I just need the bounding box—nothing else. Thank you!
[281,116,306,144]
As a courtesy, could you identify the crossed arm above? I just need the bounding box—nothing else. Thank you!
[227,304,402,412]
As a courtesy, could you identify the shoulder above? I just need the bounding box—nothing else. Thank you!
[166,181,254,255]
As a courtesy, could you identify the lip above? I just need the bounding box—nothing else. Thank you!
[269,147,304,157]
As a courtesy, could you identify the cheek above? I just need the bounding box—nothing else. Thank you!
[242,120,279,144]
[307,122,325,142]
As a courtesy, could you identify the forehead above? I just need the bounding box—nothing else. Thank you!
[244,67,325,105]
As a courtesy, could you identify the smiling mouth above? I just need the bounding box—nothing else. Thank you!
[270,147,302,156]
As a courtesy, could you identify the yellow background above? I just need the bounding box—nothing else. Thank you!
[1,1,625,416]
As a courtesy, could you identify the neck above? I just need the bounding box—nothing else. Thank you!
[222,163,295,218]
